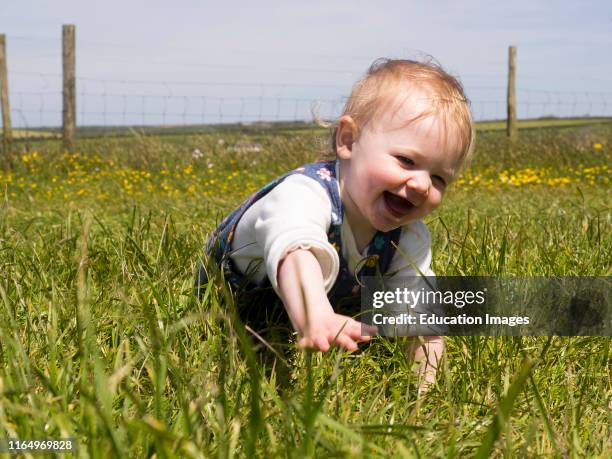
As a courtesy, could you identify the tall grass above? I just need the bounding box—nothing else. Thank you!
[0,122,610,457]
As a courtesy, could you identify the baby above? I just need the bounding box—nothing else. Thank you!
[198,58,474,386]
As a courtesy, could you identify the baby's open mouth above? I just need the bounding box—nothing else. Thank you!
[383,191,414,218]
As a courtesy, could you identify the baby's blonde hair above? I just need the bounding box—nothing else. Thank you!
[331,58,475,164]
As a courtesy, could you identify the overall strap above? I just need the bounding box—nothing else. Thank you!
[207,160,340,264]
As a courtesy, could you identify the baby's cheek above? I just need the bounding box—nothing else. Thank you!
[430,191,444,209]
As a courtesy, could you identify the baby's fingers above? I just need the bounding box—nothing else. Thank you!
[361,323,379,336]
[314,336,331,352]
[342,317,378,339]
[297,336,312,349]
[330,333,358,352]
[298,335,330,353]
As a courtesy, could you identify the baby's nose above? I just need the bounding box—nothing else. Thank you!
[406,171,431,198]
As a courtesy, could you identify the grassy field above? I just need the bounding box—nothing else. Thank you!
[0,121,610,457]
[9,129,61,139]
[12,116,612,140]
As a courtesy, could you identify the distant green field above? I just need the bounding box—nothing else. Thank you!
[476,117,612,131]
[7,116,611,141]
[10,128,60,139]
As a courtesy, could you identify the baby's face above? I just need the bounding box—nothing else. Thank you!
[338,91,464,236]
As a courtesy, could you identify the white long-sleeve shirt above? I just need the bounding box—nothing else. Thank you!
[230,168,435,297]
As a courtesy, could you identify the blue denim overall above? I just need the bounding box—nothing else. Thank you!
[197,160,401,321]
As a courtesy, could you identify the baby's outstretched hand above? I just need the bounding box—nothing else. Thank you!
[297,312,378,352]
[277,248,377,352]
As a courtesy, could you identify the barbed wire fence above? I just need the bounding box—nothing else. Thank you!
[1,30,611,143]
[8,73,611,134]
[9,73,351,129]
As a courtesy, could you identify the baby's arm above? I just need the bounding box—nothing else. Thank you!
[277,248,376,352]
[406,336,445,392]
[231,174,374,352]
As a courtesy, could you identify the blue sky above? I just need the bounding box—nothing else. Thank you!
[2,0,611,126]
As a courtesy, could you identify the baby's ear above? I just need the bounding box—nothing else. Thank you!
[336,116,357,159]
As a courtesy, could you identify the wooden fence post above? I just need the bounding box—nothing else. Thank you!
[63,24,76,151]
[0,34,12,154]
[507,45,517,141]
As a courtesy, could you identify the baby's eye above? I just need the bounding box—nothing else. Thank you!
[396,156,414,166]
[432,175,447,187]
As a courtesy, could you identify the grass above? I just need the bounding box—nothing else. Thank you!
[474,117,612,131]
[11,116,612,140]
[0,121,610,457]
[9,129,61,139]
